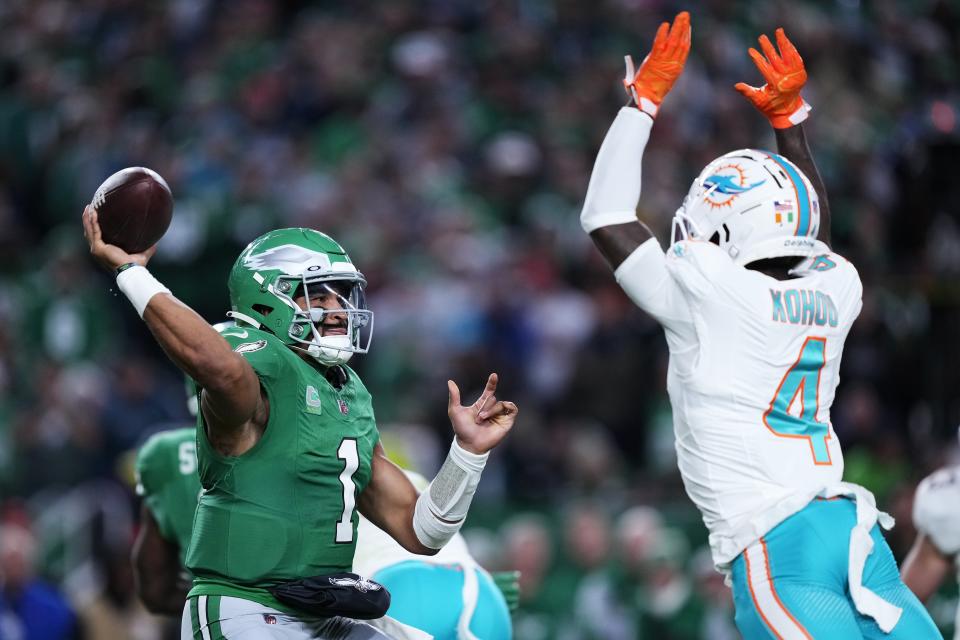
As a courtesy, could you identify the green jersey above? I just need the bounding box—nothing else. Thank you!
[135,427,201,565]
[186,326,379,610]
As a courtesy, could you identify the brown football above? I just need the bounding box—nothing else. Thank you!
[90,167,173,253]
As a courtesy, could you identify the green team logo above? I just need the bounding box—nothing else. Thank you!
[305,386,322,415]
[234,340,267,354]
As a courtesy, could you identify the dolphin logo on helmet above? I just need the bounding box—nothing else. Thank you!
[672,149,822,266]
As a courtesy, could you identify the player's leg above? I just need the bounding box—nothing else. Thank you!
[731,549,861,639]
[855,525,943,639]
[730,500,863,639]
[372,560,463,640]
[467,568,513,640]
[182,599,194,639]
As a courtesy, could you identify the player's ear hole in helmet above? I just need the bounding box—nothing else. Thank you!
[227,228,374,367]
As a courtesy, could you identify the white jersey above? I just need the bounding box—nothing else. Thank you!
[913,466,960,638]
[618,237,861,566]
[582,108,867,571]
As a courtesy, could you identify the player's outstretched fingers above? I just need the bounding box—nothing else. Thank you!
[734,81,762,102]
[747,46,776,83]
[82,205,101,249]
[651,21,670,54]
[447,380,462,415]
[678,13,692,57]
[666,11,690,56]
[776,28,795,57]
[758,34,786,72]
[479,372,499,399]
[471,372,499,408]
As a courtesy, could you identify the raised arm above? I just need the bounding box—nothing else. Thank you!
[359,374,517,554]
[735,28,832,246]
[582,11,691,269]
[82,206,263,452]
[775,122,831,245]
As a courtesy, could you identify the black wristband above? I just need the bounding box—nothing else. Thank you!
[115,262,138,275]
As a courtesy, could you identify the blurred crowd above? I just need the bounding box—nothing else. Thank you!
[0,0,958,638]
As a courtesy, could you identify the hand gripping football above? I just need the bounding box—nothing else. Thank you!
[90,167,173,253]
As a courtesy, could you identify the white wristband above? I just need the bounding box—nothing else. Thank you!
[413,439,489,549]
[116,265,170,318]
[636,97,659,118]
[787,100,813,126]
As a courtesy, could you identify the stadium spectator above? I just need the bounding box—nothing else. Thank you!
[0,523,79,640]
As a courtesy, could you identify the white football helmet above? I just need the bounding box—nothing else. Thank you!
[672,149,821,266]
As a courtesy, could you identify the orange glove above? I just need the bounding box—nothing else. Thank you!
[735,28,811,129]
[624,11,691,118]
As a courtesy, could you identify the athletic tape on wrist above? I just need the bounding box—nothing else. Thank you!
[637,97,659,118]
[116,265,170,318]
[788,100,812,126]
[413,439,489,549]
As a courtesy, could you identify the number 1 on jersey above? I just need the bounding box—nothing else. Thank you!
[336,438,359,543]
[763,337,832,465]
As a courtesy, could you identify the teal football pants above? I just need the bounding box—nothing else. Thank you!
[373,561,512,640]
[731,498,942,639]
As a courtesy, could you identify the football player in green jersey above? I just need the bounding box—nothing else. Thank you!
[83,211,518,640]
[133,422,199,615]
[133,353,229,616]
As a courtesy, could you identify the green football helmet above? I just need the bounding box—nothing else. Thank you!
[227,228,373,365]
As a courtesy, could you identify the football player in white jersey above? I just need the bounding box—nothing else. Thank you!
[902,461,960,639]
[579,12,941,639]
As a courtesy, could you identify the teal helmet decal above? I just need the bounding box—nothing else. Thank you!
[227,229,373,365]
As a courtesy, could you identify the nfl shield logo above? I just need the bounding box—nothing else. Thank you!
[338,398,349,415]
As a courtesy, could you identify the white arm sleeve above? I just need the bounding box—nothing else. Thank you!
[580,107,654,233]
[413,440,488,550]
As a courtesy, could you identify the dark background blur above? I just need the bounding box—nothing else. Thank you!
[0,0,958,638]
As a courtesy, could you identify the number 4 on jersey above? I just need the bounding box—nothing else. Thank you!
[763,337,832,465]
